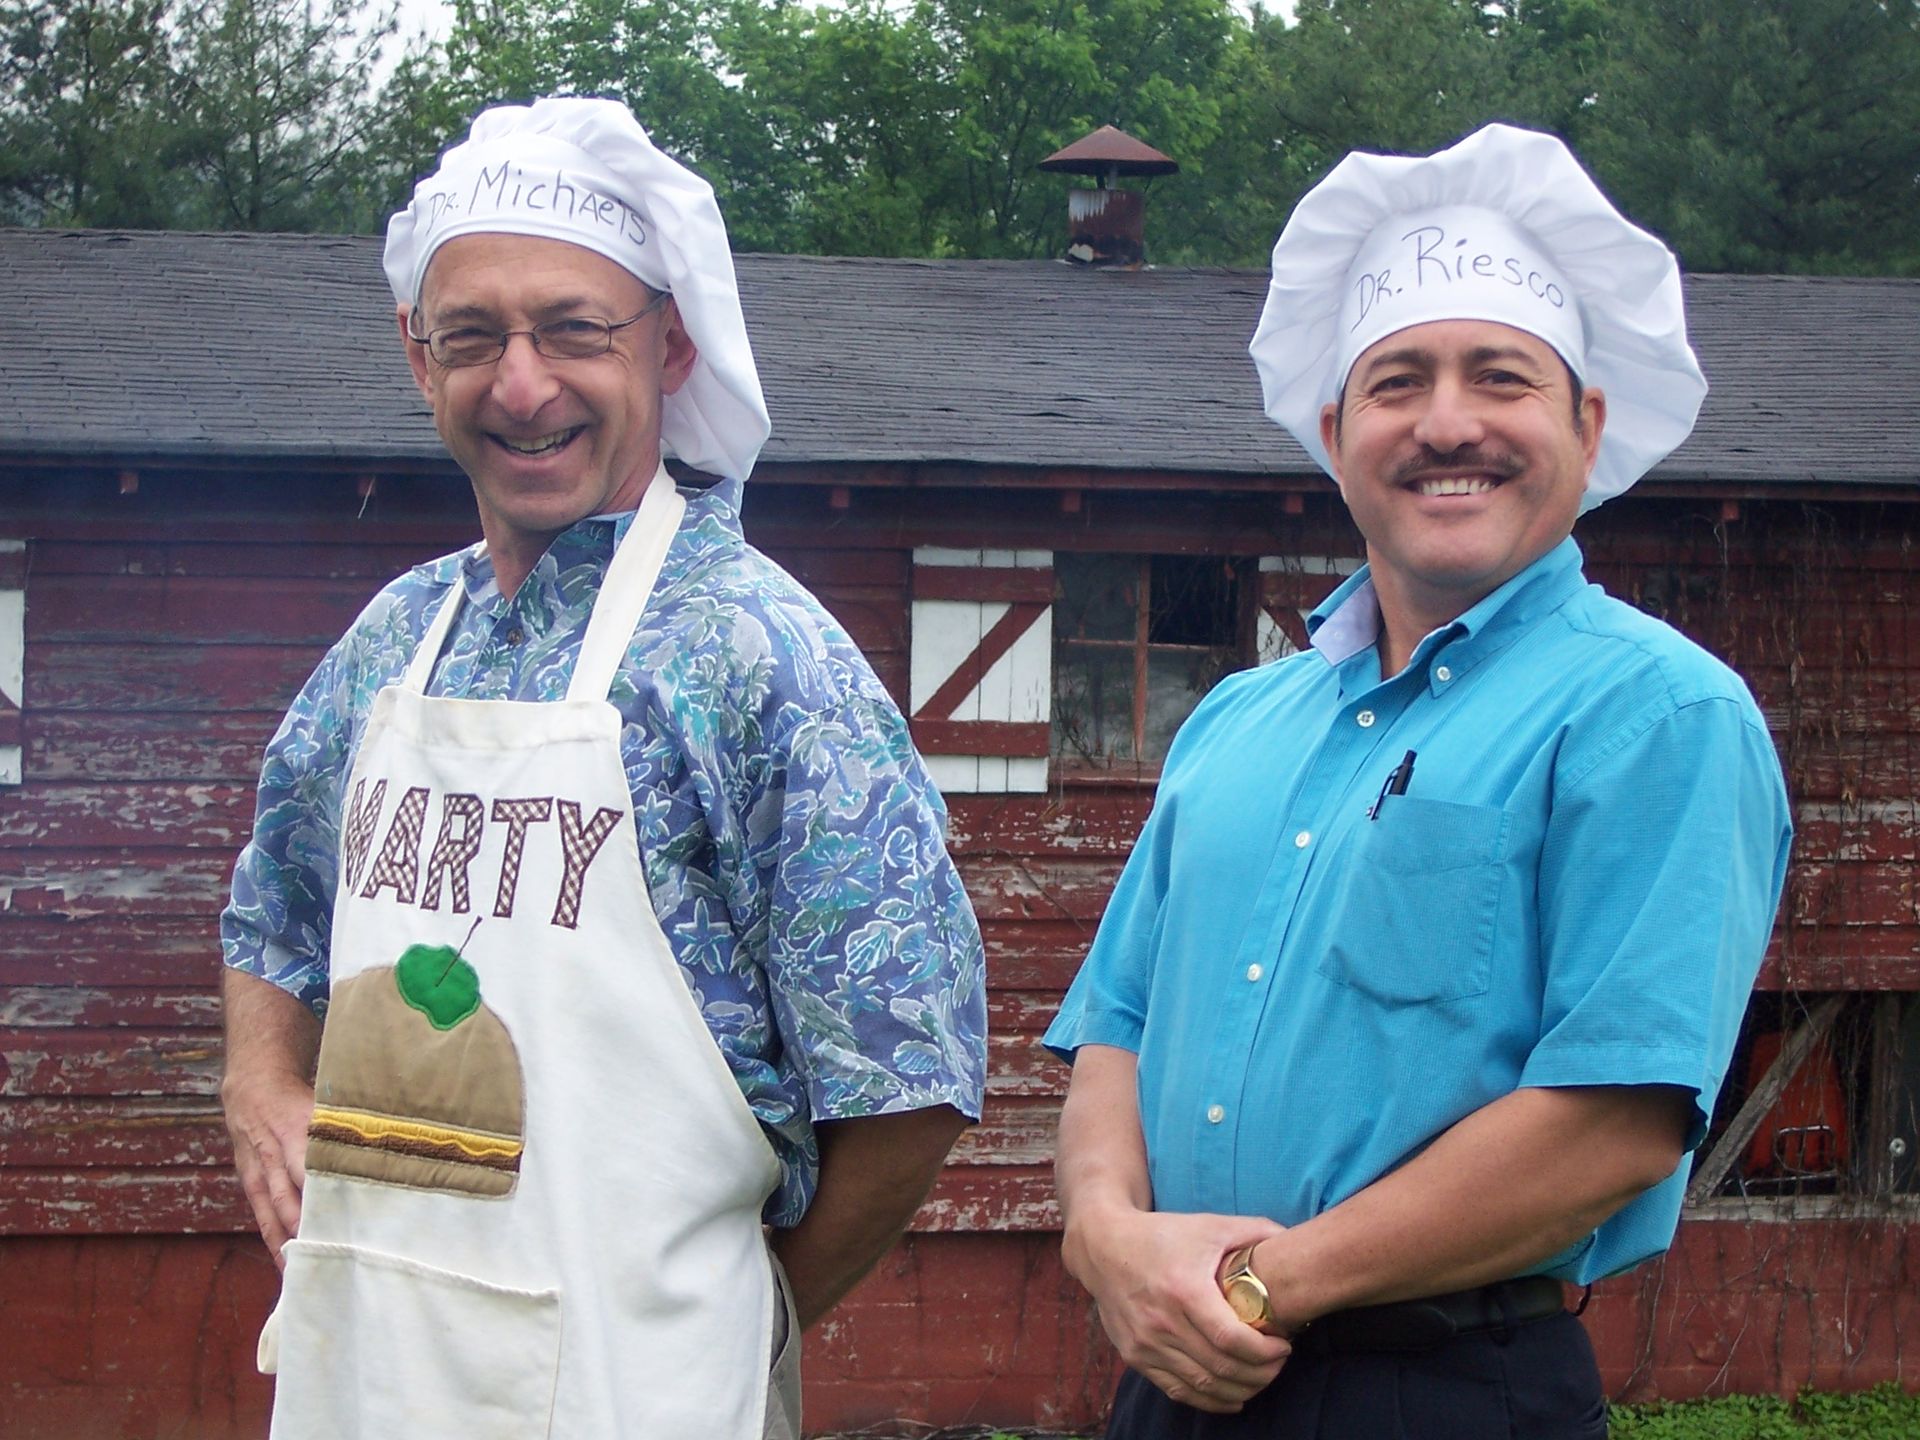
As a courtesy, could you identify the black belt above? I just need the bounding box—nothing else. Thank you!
[1293,1275,1567,1355]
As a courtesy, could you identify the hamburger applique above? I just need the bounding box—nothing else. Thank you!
[306,935,525,1199]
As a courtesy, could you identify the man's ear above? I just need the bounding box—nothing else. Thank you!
[1578,385,1607,478]
[658,299,698,397]
[1318,401,1348,497]
[398,305,432,399]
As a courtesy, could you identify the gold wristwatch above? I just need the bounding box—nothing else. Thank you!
[1219,1244,1275,1330]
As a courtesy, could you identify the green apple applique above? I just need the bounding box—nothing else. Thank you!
[394,940,483,1030]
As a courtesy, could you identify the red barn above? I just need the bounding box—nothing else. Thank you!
[1,230,1916,1436]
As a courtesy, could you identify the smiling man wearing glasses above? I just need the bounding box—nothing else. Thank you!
[401,237,681,598]
[218,97,985,1440]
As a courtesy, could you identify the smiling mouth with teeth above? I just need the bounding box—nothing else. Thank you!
[493,427,582,456]
[1414,476,1499,497]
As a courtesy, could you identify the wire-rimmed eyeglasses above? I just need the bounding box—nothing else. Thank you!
[405,291,672,368]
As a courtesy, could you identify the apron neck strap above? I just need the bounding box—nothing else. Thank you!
[401,558,471,694]
[399,463,685,701]
[567,463,686,702]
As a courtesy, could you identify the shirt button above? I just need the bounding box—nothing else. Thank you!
[1435,665,1452,682]
[505,626,525,645]
[1356,709,1375,728]
[1294,830,1311,848]
[1246,963,1263,982]
[1206,1104,1225,1125]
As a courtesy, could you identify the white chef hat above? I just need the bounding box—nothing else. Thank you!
[1248,123,1705,511]
[384,96,770,482]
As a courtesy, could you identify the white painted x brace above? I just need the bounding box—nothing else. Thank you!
[908,548,1053,795]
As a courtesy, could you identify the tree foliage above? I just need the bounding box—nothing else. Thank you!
[0,0,182,224]
[389,0,1242,258]
[173,0,395,229]
[1578,0,1920,274]
[0,0,394,229]
[2,0,1916,276]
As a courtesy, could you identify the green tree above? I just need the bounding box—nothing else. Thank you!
[172,0,396,229]
[0,0,399,230]
[926,0,1238,257]
[1183,0,1609,267]
[722,0,952,255]
[1581,0,1920,274]
[0,0,185,225]
[408,0,1245,258]
[1486,0,1607,140]
[400,0,787,242]
[329,41,463,232]
[1261,0,1506,165]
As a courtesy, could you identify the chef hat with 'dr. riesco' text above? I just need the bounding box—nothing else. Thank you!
[1248,123,1706,512]
[383,96,770,483]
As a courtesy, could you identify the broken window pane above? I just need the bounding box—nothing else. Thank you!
[1055,553,1139,643]
[1054,641,1137,764]
[1053,553,1248,768]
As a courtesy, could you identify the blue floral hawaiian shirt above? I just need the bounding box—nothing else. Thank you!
[221,476,988,1225]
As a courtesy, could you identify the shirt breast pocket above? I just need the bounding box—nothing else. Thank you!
[1316,798,1509,1005]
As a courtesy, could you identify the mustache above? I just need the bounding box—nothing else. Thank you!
[1391,447,1525,487]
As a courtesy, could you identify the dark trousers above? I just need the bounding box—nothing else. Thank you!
[1105,1312,1607,1440]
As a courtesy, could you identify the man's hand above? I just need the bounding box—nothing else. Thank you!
[1055,1044,1291,1414]
[223,1065,315,1264]
[1065,1201,1291,1413]
[220,969,322,1265]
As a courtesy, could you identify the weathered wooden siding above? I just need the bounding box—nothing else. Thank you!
[5,1220,1917,1438]
[1580,501,1920,993]
[1,480,1916,1434]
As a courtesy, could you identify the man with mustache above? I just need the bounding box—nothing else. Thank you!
[218,97,985,1439]
[1046,125,1792,1439]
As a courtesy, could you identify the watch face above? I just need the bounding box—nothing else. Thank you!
[1225,1277,1269,1326]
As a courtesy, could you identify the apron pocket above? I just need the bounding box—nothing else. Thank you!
[272,1238,561,1440]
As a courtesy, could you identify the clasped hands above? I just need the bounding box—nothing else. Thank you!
[1062,1204,1296,1414]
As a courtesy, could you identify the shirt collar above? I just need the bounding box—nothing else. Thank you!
[451,473,745,605]
[1306,535,1590,687]
[457,512,624,606]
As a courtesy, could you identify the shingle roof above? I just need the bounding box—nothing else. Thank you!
[2,229,1914,486]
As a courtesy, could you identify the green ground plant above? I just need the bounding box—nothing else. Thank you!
[948,1389,1920,1440]
[1609,1384,1920,1439]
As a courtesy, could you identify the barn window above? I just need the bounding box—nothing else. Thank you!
[1686,993,1920,1205]
[1052,553,1252,769]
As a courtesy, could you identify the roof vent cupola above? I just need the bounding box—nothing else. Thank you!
[1038,125,1179,269]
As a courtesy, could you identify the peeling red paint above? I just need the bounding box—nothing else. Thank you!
[1,493,1917,1430]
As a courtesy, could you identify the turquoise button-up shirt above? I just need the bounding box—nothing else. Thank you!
[1044,537,1792,1282]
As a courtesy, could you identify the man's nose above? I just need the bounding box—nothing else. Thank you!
[1412,376,1486,454]
[490,333,562,417]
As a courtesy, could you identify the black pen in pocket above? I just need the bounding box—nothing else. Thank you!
[1367,749,1417,821]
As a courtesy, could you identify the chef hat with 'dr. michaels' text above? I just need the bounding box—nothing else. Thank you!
[1249,123,1707,512]
[383,96,770,483]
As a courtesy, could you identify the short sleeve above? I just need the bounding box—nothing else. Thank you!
[1521,694,1793,1147]
[764,692,987,1123]
[1042,791,1177,1065]
[219,643,357,1016]
[219,579,430,1017]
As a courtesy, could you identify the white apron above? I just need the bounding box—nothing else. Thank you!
[262,471,784,1440]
